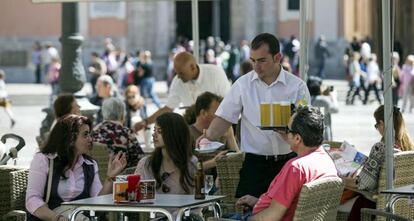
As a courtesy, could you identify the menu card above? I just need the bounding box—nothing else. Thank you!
[113,175,156,203]
[323,141,367,177]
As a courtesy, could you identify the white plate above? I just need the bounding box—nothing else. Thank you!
[195,142,224,154]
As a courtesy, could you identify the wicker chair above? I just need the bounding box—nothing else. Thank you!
[337,151,414,221]
[0,166,29,221]
[89,142,111,182]
[215,152,244,214]
[208,176,344,221]
[360,208,411,221]
[293,176,344,220]
[376,151,414,219]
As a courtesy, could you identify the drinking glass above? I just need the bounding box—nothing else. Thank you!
[204,175,214,195]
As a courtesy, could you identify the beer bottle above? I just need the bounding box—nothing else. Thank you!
[194,161,206,199]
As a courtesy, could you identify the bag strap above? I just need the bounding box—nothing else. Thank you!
[45,158,54,204]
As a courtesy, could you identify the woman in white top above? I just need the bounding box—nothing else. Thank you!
[363,54,382,105]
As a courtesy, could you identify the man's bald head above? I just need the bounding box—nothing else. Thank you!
[174,51,196,67]
[174,51,199,82]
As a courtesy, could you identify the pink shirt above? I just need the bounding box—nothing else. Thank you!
[401,64,414,88]
[252,147,338,220]
[26,153,102,214]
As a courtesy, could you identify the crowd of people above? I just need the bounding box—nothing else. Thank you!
[22,32,414,221]
[344,36,414,113]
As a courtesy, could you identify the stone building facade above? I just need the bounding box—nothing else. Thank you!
[0,0,413,82]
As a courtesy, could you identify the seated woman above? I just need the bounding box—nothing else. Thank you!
[135,112,196,194]
[92,97,144,168]
[37,93,81,147]
[26,114,127,221]
[184,92,239,171]
[341,105,414,220]
[124,85,147,129]
[54,93,81,116]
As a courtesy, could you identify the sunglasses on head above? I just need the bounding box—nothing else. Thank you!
[161,172,170,193]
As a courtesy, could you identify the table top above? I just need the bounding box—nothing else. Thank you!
[63,194,225,208]
[380,184,414,195]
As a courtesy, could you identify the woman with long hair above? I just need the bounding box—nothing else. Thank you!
[26,115,127,221]
[135,112,196,194]
[341,105,413,220]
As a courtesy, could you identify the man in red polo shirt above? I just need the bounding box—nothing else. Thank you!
[236,106,338,221]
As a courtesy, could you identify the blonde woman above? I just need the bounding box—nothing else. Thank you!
[401,55,414,113]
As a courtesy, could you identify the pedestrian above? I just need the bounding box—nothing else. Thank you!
[401,55,414,113]
[31,41,42,84]
[42,42,60,82]
[391,52,402,106]
[314,35,330,79]
[88,52,107,94]
[47,57,61,106]
[0,69,16,128]
[345,52,365,105]
[363,54,382,105]
[137,50,161,108]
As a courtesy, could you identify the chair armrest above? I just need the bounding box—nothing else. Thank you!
[3,210,27,221]
[346,186,377,202]
[360,208,410,221]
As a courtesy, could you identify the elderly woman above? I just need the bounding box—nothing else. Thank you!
[26,115,127,221]
[92,97,144,168]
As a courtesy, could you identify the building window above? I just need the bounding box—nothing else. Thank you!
[89,2,126,19]
[288,0,299,10]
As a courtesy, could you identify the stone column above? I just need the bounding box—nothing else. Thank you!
[39,3,98,144]
[59,2,85,93]
[59,2,98,119]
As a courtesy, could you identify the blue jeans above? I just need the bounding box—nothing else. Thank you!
[222,209,253,221]
[140,77,161,108]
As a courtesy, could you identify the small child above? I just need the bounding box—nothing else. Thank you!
[0,69,16,128]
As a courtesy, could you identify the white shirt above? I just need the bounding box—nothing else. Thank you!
[216,68,310,155]
[166,64,231,109]
[42,47,60,64]
[0,80,7,98]
[367,61,380,83]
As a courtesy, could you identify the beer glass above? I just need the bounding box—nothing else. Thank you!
[260,102,271,127]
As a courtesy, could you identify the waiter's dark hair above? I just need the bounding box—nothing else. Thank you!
[251,33,280,56]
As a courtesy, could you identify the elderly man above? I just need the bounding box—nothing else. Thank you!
[90,75,116,124]
[200,33,311,198]
[134,51,230,131]
[234,106,338,221]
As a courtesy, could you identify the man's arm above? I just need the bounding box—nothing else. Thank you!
[133,106,173,131]
[248,200,288,221]
[225,127,239,152]
[206,116,232,141]
[195,116,233,148]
